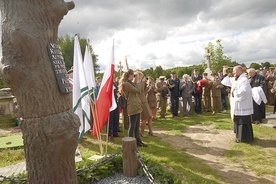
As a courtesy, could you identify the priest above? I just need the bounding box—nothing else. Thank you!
[221,65,254,143]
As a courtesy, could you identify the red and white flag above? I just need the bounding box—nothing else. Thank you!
[93,40,117,137]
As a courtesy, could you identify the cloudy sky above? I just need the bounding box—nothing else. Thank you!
[52,1,276,71]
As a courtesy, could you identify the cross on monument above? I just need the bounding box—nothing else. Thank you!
[204,48,212,77]
[125,56,129,70]
[117,61,123,76]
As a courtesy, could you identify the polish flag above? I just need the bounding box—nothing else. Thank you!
[93,41,117,137]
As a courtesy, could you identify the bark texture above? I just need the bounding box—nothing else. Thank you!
[0,1,79,183]
[122,137,140,177]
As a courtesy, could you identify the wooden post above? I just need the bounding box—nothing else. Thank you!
[122,137,140,177]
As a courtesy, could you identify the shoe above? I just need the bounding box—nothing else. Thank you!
[137,142,148,147]
[255,121,261,124]
[148,132,155,136]
[113,134,122,137]
[108,137,115,142]
[140,133,147,138]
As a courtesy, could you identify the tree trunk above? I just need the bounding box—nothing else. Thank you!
[0,1,80,183]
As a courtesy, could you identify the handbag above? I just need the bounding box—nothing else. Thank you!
[118,94,127,109]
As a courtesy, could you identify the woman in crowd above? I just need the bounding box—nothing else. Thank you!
[134,71,154,137]
[119,69,147,147]
[147,76,158,120]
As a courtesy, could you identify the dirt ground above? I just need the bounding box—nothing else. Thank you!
[157,124,276,184]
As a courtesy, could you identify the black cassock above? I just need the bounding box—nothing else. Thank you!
[249,74,266,122]
[234,115,254,142]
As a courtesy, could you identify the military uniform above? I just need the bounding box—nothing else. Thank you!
[210,78,223,113]
[156,77,169,118]
[202,81,212,112]
[266,71,275,105]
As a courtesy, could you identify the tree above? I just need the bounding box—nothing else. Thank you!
[58,35,99,72]
[249,62,261,69]
[205,39,236,72]
[143,67,154,78]
[154,66,165,80]
[262,62,271,69]
[0,1,79,183]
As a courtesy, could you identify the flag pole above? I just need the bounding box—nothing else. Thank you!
[88,90,103,153]
[92,102,104,155]
[105,116,110,157]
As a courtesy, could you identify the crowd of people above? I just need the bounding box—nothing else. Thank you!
[107,66,275,146]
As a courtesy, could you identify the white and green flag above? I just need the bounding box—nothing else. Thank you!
[73,36,91,137]
[83,45,97,102]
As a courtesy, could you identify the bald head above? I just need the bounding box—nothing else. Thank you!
[247,68,256,78]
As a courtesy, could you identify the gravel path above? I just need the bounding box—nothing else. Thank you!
[90,173,150,184]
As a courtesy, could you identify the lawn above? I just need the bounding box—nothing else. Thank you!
[0,105,275,183]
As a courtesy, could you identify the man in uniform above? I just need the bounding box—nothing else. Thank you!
[168,71,180,117]
[156,76,169,118]
[210,72,223,115]
[266,67,275,105]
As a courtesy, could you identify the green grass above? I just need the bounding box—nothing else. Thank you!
[225,125,276,176]
[0,110,275,183]
[0,148,25,168]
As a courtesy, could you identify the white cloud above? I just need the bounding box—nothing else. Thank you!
[1,0,275,72]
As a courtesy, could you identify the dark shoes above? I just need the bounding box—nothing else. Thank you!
[137,142,148,147]
[148,132,155,136]
[140,133,147,138]
[113,134,122,137]
[253,121,261,124]
[108,136,115,142]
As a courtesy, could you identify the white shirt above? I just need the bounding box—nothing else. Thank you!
[222,73,253,119]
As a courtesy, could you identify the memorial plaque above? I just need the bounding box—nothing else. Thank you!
[47,43,71,93]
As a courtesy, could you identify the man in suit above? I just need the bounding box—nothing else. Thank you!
[179,74,195,116]
[168,71,180,117]
[218,70,228,111]
[192,69,203,114]
[202,73,212,112]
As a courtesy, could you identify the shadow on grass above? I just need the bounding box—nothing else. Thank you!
[251,138,276,148]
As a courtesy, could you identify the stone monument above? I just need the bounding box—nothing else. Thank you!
[204,48,212,77]
[0,88,15,115]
